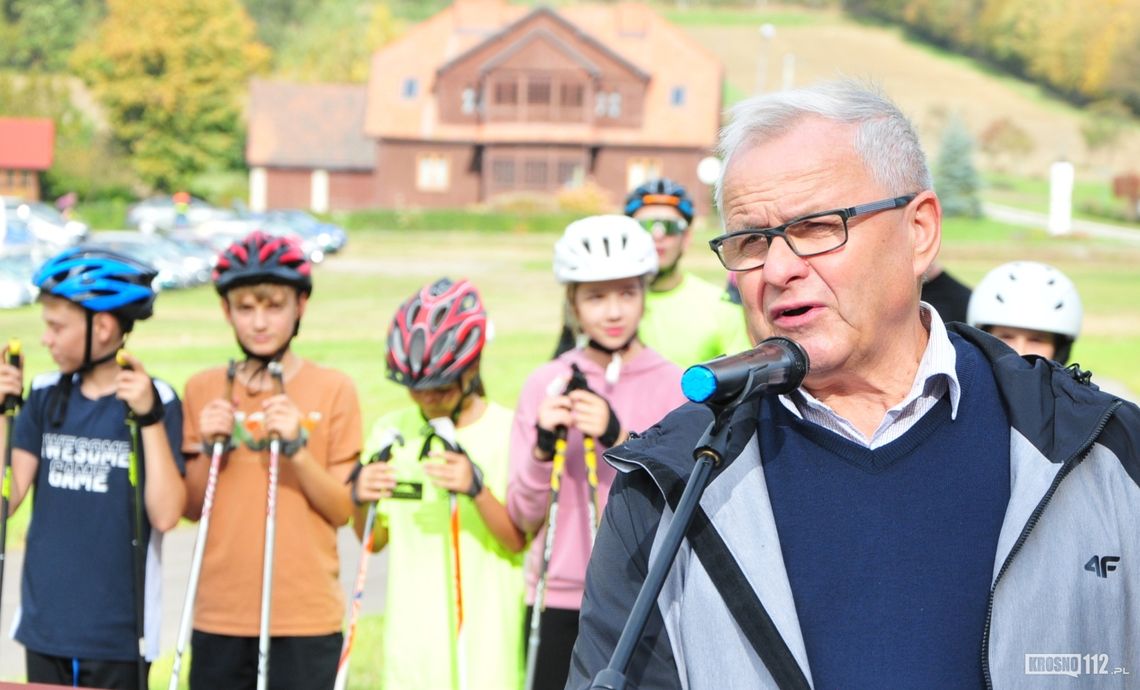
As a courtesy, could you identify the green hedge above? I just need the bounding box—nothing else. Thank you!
[331,208,585,234]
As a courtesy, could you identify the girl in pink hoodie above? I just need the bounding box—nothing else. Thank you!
[508,215,686,689]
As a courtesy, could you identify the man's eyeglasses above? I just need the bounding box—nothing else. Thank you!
[708,194,918,271]
[636,218,689,237]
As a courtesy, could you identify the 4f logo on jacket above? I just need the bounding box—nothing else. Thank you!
[1084,555,1120,578]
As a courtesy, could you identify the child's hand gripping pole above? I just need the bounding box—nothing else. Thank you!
[334,428,404,690]
[256,360,286,690]
[169,359,237,690]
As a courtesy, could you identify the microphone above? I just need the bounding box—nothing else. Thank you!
[681,336,809,406]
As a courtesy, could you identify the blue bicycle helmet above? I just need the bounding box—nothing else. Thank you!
[34,245,158,325]
[623,177,695,224]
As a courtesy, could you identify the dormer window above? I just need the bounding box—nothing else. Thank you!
[401,78,419,99]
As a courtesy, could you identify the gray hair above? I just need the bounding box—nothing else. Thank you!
[714,79,932,214]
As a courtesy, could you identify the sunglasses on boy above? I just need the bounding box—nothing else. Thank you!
[635,218,689,237]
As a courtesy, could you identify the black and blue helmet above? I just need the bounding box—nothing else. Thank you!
[623,177,695,224]
[33,245,158,326]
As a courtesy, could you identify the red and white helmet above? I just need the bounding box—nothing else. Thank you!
[386,278,488,390]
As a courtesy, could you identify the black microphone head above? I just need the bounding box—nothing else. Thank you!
[681,336,809,404]
[763,336,809,394]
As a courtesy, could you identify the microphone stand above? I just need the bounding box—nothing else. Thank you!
[589,374,756,690]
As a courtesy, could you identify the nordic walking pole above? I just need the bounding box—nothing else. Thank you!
[524,423,568,690]
[583,435,600,542]
[257,360,286,690]
[564,364,600,540]
[169,359,237,690]
[117,349,148,690]
[1,338,23,620]
[333,428,404,690]
[427,417,468,690]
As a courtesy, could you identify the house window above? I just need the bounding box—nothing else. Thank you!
[670,86,686,107]
[560,83,584,108]
[607,92,622,118]
[524,160,548,187]
[491,159,515,186]
[527,80,551,105]
[557,161,581,187]
[401,77,419,99]
[595,91,622,118]
[416,154,449,192]
[494,82,517,105]
[595,92,608,116]
[462,87,477,114]
[626,158,662,191]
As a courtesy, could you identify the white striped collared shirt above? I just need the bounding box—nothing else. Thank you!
[778,303,962,449]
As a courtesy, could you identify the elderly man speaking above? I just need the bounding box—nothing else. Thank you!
[567,79,1140,690]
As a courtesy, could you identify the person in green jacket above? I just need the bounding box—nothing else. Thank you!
[623,177,751,366]
[352,277,526,690]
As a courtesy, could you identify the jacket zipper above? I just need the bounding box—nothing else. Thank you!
[980,399,1122,688]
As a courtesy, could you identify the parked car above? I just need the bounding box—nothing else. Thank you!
[125,195,234,233]
[0,249,38,309]
[2,196,88,247]
[89,231,211,289]
[192,215,327,264]
[260,210,348,254]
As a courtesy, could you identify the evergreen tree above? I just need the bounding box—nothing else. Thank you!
[71,0,270,191]
[935,115,983,218]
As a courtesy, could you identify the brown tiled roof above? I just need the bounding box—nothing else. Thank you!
[0,118,55,170]
[364,1,721,149]
[437,7,650,82]
[246,80,374,170]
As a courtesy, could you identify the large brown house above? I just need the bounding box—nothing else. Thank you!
[247,0,722,214]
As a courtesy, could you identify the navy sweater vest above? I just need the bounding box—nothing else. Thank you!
[758,335,1010,689]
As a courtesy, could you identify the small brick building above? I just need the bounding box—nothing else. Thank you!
[0,118,55,201]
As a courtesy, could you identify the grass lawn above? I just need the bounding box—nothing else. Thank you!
[3,217,1138,687]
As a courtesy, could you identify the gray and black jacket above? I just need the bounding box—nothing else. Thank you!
[568,325,1139,689]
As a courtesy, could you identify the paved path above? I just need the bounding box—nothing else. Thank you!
[0,525,388,682]
[983,203,1140,244]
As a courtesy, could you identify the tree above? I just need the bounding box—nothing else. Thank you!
[978,117,1035,174]
[0,0,102,71]
[0,72,134,201]
[274,0,404,83]
[1080,100,1133,169]
[71,0,270,192]
[934,115,983,218]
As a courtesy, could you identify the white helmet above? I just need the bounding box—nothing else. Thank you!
[553,214,658,284]
[967,261,1083,339]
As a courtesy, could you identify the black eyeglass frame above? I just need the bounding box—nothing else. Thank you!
[708,193,919,271]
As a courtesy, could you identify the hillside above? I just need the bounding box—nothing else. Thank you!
[681,12,1140,179]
